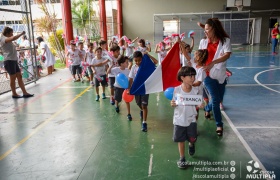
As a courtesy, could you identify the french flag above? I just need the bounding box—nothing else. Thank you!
[130,42,181,95]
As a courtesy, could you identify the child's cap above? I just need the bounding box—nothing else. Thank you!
[70,40,76,45]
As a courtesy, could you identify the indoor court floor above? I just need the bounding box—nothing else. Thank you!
[0,45,279,179]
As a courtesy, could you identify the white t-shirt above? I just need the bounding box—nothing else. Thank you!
[0,35,18,61]
[125,46,133,57]
[79,49,86,62]
[20,39,30,47]
[193,66,206,95]
[110,67,130,88]
[90,57,107,76]
[108,55,119,77]
[180,52,191,67]
[157,50,168,64]
[68,49,81,65]
[173,85,198,127]
[199,38,232,84]
[128,64,139,80]
[136,46,147,54]
[86,51,95,64]
[40,41,55,67]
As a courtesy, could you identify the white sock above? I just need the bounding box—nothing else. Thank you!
[143,121,147,124]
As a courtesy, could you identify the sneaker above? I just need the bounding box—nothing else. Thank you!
[90,81,95,86]
[220,103,224,111]
[115,106,120,113]
[73,78,77,82]
[95,95,100,101]
[102,93,106,99]
[141,122,147,132]
[77,79,81,82]
[140,110,143,120]
[188,144,195,156]
[127,114,132,121]
[177,158,187,169]
[272,52,278,55]
[81,78,84,83]
[110,97,115,105]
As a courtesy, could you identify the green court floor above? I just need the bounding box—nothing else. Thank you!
[0,69,260,179]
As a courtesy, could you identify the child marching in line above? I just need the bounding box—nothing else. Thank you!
[108,45,121,105]
[135,38,151,53]
[85,42,95,85]
[66,41,83,82]
[128,51,158,132]
[124,37,138,70]
[171,66,202,169]
[179,35,194,67]
[155,41,171,65]
[99,40,112,61]
[192,49,208,120]
[78,41,86,83]
[90,47,110,101]
[107,56,132,120]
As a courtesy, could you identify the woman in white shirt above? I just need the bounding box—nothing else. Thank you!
[198,18,232,136]
[0,27,34,98]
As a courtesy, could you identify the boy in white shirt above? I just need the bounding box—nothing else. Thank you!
[85,43,95,85]
[108,45,120,105]
[107,56,132,120]
[90,47,109,101]
[78,41,86,82]
[171,66,202,169]
[66,41,82,82]
[128,51,158,132]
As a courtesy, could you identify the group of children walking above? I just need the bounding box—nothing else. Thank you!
[66,35,219,169]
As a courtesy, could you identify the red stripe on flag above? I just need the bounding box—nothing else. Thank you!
[161,42,181,90]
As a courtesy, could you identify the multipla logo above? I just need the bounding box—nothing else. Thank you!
[246,160,276,179]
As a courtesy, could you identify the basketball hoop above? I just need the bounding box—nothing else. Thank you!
[236,5,243,11]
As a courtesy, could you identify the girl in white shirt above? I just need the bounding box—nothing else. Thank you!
[155,41,171,65]
[36,36,56,75]
[85,43,95,85]
[135,38,151,53]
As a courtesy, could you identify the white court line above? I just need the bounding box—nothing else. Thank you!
[221,111,269,173]
[227,84,280,87]
[236,126,280,129]
[228,67,280,69]
[254,68,280,94]
[58,86,90,89]
[148,154,153,177]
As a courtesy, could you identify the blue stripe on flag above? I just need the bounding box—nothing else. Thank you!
[130,54,156,95]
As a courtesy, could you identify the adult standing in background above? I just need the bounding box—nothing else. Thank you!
[36,36,55,75]
[198,18,232,136]
[271,22,279,55]
[0,27,34,98]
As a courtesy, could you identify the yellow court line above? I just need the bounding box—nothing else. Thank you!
[0,86,91,161]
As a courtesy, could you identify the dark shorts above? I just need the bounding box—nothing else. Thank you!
[173,123,197,142]
[109,77,115,88]
[114,87,125,102]
[4,60,20,75]
[71,65,82,75]
[135,94,149,107]
[95,75,107,87]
